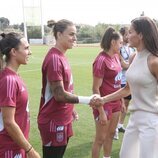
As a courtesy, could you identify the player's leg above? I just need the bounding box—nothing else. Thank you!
[118,96,131,133]
[103,111,120,157]
[43,145,67,158]
[92,118,110,158]
[39,122,72,158]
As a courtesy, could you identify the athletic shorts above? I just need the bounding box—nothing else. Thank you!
[0,147,25,158]
[93,102,121,120]
[38,121,73,147]
[121,84,131,100]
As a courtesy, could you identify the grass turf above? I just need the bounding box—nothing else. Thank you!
[19,45,128,158]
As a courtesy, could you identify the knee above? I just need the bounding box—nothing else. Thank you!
[107,131,116,139]
[94,136,106,146]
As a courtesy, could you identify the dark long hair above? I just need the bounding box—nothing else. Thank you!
[100,27,120,51]
[131,16,158,56]
[0,32,23,69]
[119,26,128,36]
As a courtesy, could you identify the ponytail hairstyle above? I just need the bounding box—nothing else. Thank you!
[0,51,3,71]
[0,32,23,69]
[0,33,5,70]
[101,27,120,51]
[47,19,74,40]
[119,26,128,36]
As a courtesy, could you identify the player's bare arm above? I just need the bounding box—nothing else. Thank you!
[148,54,158,80]
[1,107,39,156]
[103,83,130,104]
[120,55,129,69]
[50,80,79,103]
[92,75,107,124]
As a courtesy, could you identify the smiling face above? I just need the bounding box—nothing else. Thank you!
[14,38,31,65]
[57,25,77,50]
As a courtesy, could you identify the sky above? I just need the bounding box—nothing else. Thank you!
[0,0,157,26]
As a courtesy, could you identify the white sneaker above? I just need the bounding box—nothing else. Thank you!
[113,128,119,140]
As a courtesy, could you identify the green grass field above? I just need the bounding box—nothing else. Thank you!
[19,45,128,158]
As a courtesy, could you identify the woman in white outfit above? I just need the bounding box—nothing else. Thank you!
[90,16,158,158]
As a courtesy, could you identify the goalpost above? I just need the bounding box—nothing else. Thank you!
[22,0,44,44]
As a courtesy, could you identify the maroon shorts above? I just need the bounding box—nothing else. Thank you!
[0,147,25,158]
[93,103,121,120]
[38,121,73,147]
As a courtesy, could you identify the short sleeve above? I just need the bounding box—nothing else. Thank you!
[0,76,17,107]
[47,54,63,82]
[93,56,105,78]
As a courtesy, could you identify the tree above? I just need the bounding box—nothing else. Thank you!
[27,26,42,39]
[77,24,98,43]
[76,23,125,44]
[0,17,10,31]
[19,23,24,32]
[12,24,19,30]
[44,25,51,35]
[95,23,109,41]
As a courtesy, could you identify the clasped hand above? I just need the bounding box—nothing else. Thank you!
[89,95,104,108]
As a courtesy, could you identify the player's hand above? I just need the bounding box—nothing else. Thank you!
[90,96,104,108]
[72,110,79,121]
[27,148,41,158]
[98,113,108,125]
[121,102,126,113]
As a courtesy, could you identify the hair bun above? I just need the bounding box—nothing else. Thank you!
[0,33,6,38]
[47,20,56,28]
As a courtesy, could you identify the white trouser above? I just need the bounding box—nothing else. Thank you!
[120,111,158,158]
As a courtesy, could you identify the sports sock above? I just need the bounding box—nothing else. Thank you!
[118,123,123,129]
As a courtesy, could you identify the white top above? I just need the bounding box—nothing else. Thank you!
[120,45,134,84]
[126,49,158,113]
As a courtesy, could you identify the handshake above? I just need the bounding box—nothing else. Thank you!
[89,94,105,108]
[78,94,106,107]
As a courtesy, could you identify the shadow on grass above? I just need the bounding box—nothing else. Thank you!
[65,141,120,158]
[65,142,92,158]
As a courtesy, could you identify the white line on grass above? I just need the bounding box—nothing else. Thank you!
[19,69,40,73]
[19,62,91,73]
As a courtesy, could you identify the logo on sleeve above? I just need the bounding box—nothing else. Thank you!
[21,86,25,92]
[114,72,122,88]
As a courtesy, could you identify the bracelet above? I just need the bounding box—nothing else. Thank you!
[26,146,33,154]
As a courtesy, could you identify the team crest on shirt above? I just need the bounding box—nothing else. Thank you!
[114,72,122,88]
[56,126,64,131]
[56,132,64,142]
